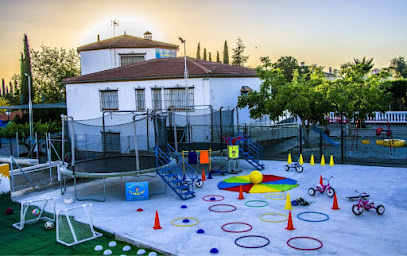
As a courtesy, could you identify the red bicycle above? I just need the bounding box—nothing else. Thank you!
[308,176,335,197]
[351,192,385,215]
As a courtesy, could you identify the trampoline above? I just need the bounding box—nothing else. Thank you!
[60,155,160,202]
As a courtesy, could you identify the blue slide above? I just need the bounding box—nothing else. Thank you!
[311,127,339,147]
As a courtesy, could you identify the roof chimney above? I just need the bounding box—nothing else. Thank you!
[329,67,332,74]
[144,31,152,40]
[97,34,100,42]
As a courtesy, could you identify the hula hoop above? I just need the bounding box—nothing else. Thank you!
[209,204,237,213]
[265,193,286,200]
[259,212,288,223]
[221,222,253,233]
[235,235,270,249]
[297,211,329,222]
[171,217,200,227]
[245,200,268,207]
[202,195,225,202]
[287,236,323,251]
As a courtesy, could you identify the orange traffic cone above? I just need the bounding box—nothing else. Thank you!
[285,211,295,230]
[332,193,340,210]
[153,211,162,230]
[201,169,206,181]
[319,175,323,186]
[237,185,245,200]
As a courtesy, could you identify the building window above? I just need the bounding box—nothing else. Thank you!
[151,88,162,110]
[241,86,252,96]
[120,54,145,66]
[101,131,121,153]
[100,89,118,111]
[164,87,194,111]
[135,89,145,111]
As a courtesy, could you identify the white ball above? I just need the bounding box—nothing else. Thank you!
[123,245,131,252]
[44,221,54,229]
[137,249,146,255]
[94,245,103,251]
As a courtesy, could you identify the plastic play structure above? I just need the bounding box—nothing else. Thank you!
[311,127,339,147]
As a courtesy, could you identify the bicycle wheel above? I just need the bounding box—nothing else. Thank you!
[352,204,364,215]
[308,188,316,196]
[285,165,289,171]
[376,205,385,215]
[326,187,335,197]
[296,166,303,173]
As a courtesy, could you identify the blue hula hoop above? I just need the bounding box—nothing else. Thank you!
[297,211,329,222]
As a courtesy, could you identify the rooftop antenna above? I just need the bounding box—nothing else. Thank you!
[111,19,119,37]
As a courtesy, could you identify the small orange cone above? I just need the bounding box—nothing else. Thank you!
[153,211,162,230]
[285,211,295,230]
[319,175,323,186]
[332,193,340,210]
[201,168,206,181]
[237,185,245,200]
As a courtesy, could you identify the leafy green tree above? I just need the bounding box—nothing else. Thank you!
[196,42,201,59]
[328,60,391,122]
[203,48,207,60]
[238,57,332,146]
[31,46,80,103]
[272,56,300,82]
[389,57,407,78]
[216,51,221,63]
[0,97,10,114]
[209,52,212,62]
[388,79,407,110]
[223,40,229,64]
[231,37,249,66]
[20,34,33,105]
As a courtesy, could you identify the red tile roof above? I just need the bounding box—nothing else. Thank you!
[0,111,23,121]
[77,34,179,52]
[63,58,257,84]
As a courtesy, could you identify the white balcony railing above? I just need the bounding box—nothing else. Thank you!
[329,111,407,124]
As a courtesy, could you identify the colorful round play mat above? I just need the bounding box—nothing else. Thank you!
[217,173,298,193]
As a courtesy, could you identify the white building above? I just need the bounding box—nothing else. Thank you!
[63,33,261,152]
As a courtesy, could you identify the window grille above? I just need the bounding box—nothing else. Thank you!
[134,89,145,111]
[164,87,194,111]
[101,131,121,153]
[100,89,118,111]
[151,88,162,110]
[120,54,145,66]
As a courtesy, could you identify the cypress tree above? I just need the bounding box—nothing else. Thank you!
[9,81,13,95]
[209,52,212,62]
[20,34,33,104]
[203,48,207,60]
[223,40,229,64]
[196,42,201,59]
[216,51,221,63]
[1,79,4,97]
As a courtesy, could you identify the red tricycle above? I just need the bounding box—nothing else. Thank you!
[308,176,335,197]
[347,192,385,215]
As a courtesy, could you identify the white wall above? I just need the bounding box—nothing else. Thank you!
[80,48,158,75]
[66,78,208,121]
[209,77,261,124]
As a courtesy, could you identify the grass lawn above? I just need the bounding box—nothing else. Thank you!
[0,193,159,255]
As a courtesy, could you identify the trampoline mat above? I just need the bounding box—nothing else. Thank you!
[67,155,156,174]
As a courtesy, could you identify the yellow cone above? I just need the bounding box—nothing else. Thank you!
[329,155,334,166]
[320,155,326,166]
[287,153,292,164]
[285,193,292,210]
[299,154,304,165]
[310,155,315,165]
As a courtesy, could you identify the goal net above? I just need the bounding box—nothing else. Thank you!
[13,197,56,230]
[56,203,102,246]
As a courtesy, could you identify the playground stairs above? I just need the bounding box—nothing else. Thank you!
[235,132,265,170]
[155,145,196,200]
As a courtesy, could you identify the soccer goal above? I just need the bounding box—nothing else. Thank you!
[56,203,102,246]
[13,197,56,230]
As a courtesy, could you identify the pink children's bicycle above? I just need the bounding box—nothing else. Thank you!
[348,192,385,215]
[308,176,335,197]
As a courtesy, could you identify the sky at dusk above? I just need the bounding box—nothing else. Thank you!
[0,0,407,82]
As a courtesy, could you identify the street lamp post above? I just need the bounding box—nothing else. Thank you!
[178,37,190,143]
[6,110,12,155]
[24,73,33,147]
